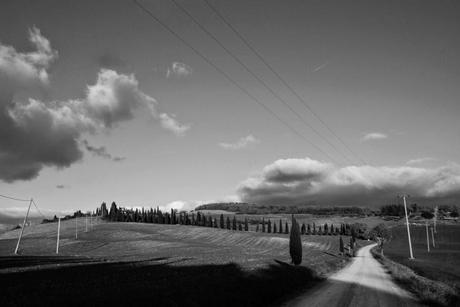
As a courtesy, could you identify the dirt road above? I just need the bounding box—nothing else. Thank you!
[285,243,421,307]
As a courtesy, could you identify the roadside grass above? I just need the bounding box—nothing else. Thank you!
[371,246,459,306]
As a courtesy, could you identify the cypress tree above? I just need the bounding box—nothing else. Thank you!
[267,220,271,233]
[349,237,354,257]
[324,223,328,235]
[313,222,316,235]
[279,219,283,234]
[226,216,231,229]
[273,223,277,233]
[301,223,306,235]
[307,223,311,235]
[289,215,302,265]
[256,222,259,232]
[339,236,344,255]
[244,218,249,231]
[109,202,118,221]
[262,218,266,232]
[232,216,237,230]
[238,222,243,231]
[318,225,322,235]
[100,202,109,219]
[285,222,289,234]
[220,214,225,228]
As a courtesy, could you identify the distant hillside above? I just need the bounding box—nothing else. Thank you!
[195,202,373,216]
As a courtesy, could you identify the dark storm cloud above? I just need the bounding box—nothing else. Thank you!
[238,158,460,207]
[82,140,125,162]
[0,28,188,182]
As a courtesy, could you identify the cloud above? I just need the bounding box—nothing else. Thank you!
[0,28,189,182]
[166,62,192,78]
[219,135,260,150]
[159,113,190,136]
[237,157,460,207]
[0,206,73,219]
[361,132,388,141]
[56,184,65,189]
[82,140,125,162]
[406,157,436,165]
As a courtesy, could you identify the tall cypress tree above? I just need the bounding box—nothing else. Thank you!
[279,219,283,234]
[232,216,237,230]
[262,218,266,232]
[307,223,311,235]
[220,214,225,228]
[285,222,289,234]
[267,220,272,233]
[289,215,302,265]
[339,236,344,255]
[109,202,118,221]
[273,223,277,233]
[244,218,249,231]
[301,223,306,235]
[226,216,231,229]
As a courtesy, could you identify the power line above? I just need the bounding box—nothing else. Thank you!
[0,193,30,202]
[32,199,47,220]
[132,0,338,163]
[168,0,353,165]
[201,0,367,165]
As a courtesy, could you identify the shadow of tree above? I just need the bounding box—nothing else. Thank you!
[0,256,321,307]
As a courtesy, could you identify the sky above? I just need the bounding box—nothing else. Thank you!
[1,0,459,217]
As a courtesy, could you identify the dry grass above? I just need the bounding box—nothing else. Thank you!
[371,246,459,306]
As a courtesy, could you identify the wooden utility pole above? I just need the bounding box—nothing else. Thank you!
[56,217,61,254]
[431,226,436,247]
[14,198,33,255]
[75,216,78,239]
[85,215,88,232]
[401,195,415,259]
[426,222,430,252]
[433,206,438,233]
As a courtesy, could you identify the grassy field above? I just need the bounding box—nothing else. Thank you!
[385,223,460,289]
[0,219,361,306]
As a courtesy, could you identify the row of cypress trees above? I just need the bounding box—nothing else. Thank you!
[98,202,357,238]
[255,218,355,236]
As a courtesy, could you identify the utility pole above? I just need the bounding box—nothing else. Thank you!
[401,194,415,259]
[431,226,436,247]
[85,215,88,232]
[75,216,78,239]
[56,217,61,254]
[426,221,430,252]
[14,198,33,255]
[433,206,438,233]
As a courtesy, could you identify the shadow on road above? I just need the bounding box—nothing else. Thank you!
[0,256,322,307]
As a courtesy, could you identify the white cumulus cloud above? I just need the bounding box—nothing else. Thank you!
[219,134,260,150]
[361,132,388,141]
[166,62,192,78]
[0,28,189,182]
